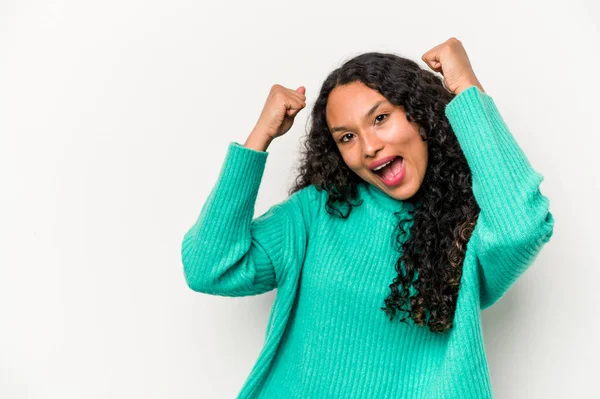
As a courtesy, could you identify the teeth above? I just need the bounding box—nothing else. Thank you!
[372,158,395,172]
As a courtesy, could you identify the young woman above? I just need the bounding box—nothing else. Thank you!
[181,37,555,398]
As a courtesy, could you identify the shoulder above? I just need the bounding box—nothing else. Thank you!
[287,184,327,224]
[290,184,325,205]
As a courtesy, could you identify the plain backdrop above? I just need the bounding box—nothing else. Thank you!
[1,0,598,398]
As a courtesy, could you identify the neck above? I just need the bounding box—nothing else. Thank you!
[359,182,415,215]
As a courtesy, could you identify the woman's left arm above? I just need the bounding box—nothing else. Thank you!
[445,85,555,310]
[422,38,555,310]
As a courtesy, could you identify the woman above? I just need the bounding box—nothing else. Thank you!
[181,37,555,398]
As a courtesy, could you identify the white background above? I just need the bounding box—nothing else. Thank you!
[1,0,598,397]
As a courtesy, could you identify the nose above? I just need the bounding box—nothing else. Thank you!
[362,129,384,159]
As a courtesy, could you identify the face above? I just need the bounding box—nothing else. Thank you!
[325,81,428,201]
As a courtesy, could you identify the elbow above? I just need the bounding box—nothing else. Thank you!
[181,257,207,292]
[180,234,214,293]
[477,211,554,310]
[481,209,555,251]
[181,243,222,293]
[182,264,208,292]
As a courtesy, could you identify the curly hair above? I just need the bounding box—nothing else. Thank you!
[288,52,481,334]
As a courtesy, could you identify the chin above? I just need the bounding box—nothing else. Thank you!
[380,179,419,201]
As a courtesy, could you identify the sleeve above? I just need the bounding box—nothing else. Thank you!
[180,141,317,297]
[445,86,555,310]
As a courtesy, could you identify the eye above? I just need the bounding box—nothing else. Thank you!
[375,114,389,124]
[340,133,354,143]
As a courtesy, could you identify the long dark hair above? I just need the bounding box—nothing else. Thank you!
[289,52,480,334]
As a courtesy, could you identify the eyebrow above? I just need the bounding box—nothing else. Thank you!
[329,100,386,134]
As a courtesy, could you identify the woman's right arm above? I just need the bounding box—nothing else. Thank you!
[180,140,319,296]
[181,84,311,296]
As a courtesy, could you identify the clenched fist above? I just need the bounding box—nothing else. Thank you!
[252,84,307,140]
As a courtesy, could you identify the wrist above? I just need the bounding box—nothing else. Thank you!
[455,80,485,95]
[244,131,273,152]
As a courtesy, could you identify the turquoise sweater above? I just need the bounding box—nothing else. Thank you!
[181,86,555,398]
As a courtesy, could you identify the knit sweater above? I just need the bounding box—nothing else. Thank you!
[181,86,555,398]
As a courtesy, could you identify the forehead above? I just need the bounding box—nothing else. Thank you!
[326,82,388,125]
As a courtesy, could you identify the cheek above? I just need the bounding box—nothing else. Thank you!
[403,130,427,154]
[414,142,429,174]
[386,122,415,146]
[339,151,362,172]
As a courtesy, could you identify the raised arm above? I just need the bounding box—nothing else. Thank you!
[445,86,555,310]
[181,141,319,297]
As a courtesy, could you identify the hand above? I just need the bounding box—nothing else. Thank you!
[252,84,307,140]
[421,37,485,95]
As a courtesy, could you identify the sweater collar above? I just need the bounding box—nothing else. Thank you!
[358,182,414,214]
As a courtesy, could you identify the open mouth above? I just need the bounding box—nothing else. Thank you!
[372,156,405,186]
